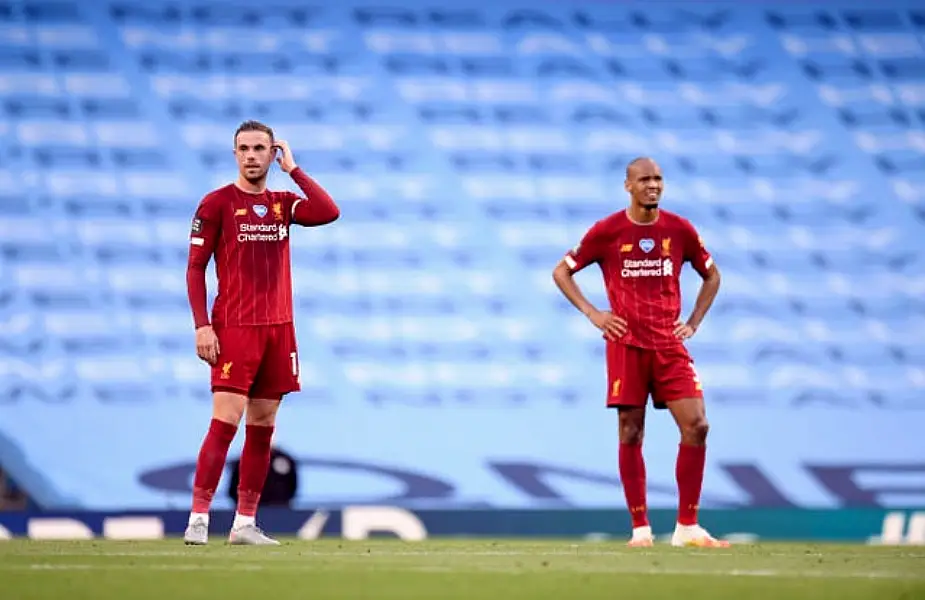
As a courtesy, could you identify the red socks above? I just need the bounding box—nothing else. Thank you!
[676,443,706,526]
[619,442,649,528]
[236,424,275,517]
[619,442,707,528]
[191,418,238,513]
[190,420,276,518]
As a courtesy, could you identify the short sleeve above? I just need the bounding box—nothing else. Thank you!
[681,219,715,278]
[564,219,611,272]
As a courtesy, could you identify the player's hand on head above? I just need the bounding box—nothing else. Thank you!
[588,309,627,341]
[674,320,696,341]
[195,325,220,365]
[273,140,296,174]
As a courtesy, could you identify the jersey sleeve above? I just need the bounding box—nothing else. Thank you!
[186,194,222,328]
[285,167,340,227]
[563,219,611,272]
[188,193,222,267]
[681,219,715,278]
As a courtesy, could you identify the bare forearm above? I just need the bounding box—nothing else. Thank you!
[552,261,597,317]
[686,270,721,330]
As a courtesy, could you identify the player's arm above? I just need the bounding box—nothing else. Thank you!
[552,222,627,341]
[186,196,221,364]
[273,139,340,226]
[678,223,721,339]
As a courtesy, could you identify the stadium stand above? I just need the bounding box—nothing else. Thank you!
[0,0,922,510]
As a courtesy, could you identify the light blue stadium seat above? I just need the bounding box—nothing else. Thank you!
[44,310,139,355]
[106,265,188,308]
[830,341,904,367]
[789,294,861,321]
[20,2,84,22]
[711,295,792,320]
[12,262,107,308]
[0,309,45,356]
[75,354,165,402]
[894,339,925,364]
[0,215,76,261]
[856,296,925,321]
[362,385,580,407]
[135,309,192,350]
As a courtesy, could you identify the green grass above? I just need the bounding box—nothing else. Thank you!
[1,539,924,600]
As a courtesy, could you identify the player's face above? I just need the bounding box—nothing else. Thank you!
[234,130,274,183]
[625,161,664,210]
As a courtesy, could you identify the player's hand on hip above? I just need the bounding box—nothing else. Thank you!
[588,309,627,341]
[674,320,696,341]
[273,140,297,173]
[195,325,220,365]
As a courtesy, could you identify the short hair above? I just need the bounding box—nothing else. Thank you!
[625,156,652,179]
[233,120,274,147]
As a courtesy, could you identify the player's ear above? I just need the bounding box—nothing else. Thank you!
[624,179,631,193]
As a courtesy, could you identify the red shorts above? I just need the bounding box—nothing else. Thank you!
[210,323,301,399]
[606,343,703,409]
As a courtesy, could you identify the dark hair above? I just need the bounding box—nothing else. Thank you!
[234,120,274,146]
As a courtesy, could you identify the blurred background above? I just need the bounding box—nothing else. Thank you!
[0,0,922,542]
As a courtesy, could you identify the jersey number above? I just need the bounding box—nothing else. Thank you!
[290,352,299,377]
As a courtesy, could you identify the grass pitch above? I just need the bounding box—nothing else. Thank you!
[1,539,923,600]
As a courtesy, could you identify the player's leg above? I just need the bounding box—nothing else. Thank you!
[666,396,727,547]
[184,327,260,545]
[227,324,300,545]
[606,343,654,547]
[227,397,281,545]
[618,405,651,546]
[184,392,248,545]
[653,349,729,548]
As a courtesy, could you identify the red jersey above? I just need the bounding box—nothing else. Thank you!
[186,167,339,329]
[564,209,714,350]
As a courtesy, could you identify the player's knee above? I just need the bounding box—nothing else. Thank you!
[680,417,709,445]
[618,418,645,445]
[212,407,244,427]
[620,427,644,445]
[246,412,277,427]
[212,392,247,426]
[213,412,243,427]
[245,397,280,427]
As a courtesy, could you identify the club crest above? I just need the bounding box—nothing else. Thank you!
[639,238,655,253]
[253,204,268,218]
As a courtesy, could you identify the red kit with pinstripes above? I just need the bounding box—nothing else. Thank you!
[186,166,339,398]
[563,209,713,409]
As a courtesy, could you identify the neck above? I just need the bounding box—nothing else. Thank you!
[627,203,659,225]
[234,176,266,194]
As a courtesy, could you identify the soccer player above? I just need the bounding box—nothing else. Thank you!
[183,120,340,545]
[552,157,727,548]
